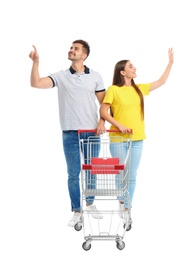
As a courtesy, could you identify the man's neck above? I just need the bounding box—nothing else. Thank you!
[71,62,85,73]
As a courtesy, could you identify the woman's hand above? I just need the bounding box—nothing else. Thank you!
[118,125,131,134]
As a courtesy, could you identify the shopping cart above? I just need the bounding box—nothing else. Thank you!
[77,129,132,250]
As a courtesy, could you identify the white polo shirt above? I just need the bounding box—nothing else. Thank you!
[49,66,105,130]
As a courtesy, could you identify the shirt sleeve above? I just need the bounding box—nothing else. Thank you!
[103,86,114,104]
[95,71,105,92]
[137,83,151,95]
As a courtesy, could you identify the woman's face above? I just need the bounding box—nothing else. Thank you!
[123,60,137,79]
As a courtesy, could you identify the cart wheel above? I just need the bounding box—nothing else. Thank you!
[116,241,125,250]
[74,222,82,231]
[124,223,132,231]
[82,241,91,251]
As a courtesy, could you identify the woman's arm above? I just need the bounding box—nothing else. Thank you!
[150,48,174,91]
[100,103,131,134]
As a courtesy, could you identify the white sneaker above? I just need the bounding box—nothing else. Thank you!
[67,212,81,227]
[86,205,103,219]
[118,202,124,219]
[123,210,132,224]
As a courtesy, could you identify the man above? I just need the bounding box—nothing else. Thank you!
[29,40,106,227]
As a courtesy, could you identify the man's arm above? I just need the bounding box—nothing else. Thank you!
[96,90,105,105]
[96,90,106,134]
[29,45,53,89]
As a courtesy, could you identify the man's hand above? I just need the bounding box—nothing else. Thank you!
[96,119,106,135]
[29,45,39,62]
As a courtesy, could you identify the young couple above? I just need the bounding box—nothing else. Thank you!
[29,40,174,227]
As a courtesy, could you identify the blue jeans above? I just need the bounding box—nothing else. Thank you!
[110,140,143,208]
[62,131,100,212]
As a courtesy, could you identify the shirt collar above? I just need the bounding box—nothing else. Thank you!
[69,65,90,74]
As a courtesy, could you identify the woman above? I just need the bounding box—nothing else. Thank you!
[100,48,174,221]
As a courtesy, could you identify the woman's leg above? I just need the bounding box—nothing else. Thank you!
[124,140,143,208]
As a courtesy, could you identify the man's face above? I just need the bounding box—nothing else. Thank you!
[68,43,87,62]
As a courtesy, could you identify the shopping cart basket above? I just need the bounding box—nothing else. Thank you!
[77,129,132,250]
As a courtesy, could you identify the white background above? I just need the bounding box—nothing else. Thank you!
[1,0,196,259]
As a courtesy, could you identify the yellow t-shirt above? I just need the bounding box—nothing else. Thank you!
[103,83,151,141]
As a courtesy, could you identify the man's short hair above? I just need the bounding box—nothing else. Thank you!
[73,39,90,58]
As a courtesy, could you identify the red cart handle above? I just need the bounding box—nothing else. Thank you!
[78,129,132,134]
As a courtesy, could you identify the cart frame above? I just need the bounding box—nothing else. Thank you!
[77,129,132,250]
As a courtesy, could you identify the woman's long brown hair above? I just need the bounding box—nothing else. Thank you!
[112,60,144,119]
